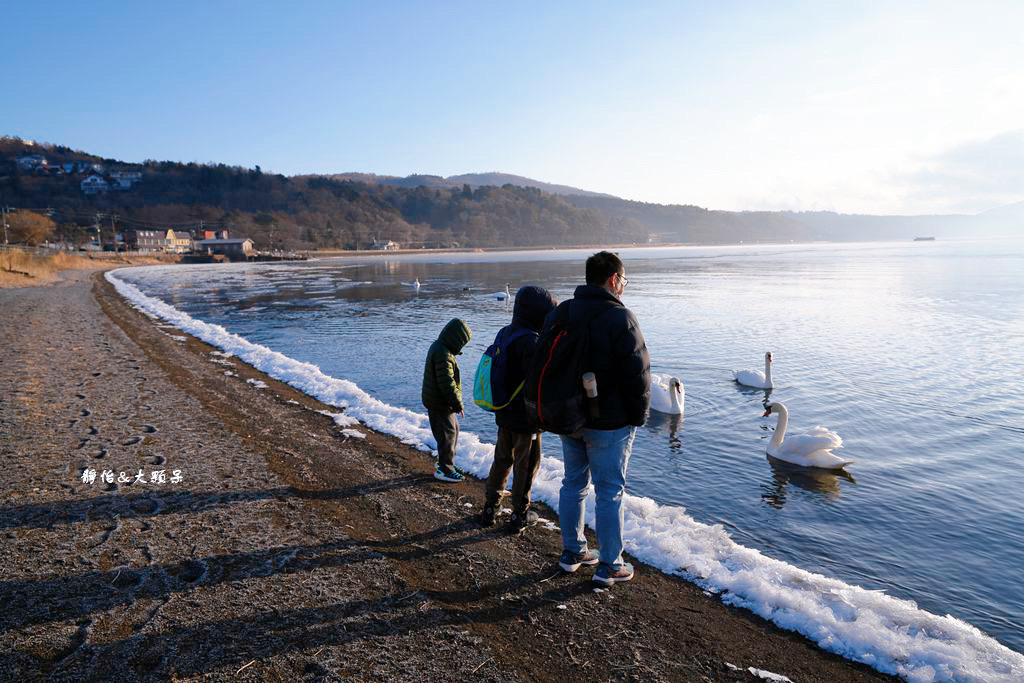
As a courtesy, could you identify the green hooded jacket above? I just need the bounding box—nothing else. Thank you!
[421,318,472,413]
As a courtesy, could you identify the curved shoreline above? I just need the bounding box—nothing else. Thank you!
[104,266,1024,681]
[0,267,1004,681]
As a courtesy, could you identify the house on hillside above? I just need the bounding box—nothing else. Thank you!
[81,175,109,195]
[194,237,255,261]
[370,239,400,250]
[17,154,48,171]
[164,229,193,253]
[124,228,165,252]
[109,170,143,189]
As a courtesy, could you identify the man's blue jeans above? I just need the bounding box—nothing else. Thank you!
[558,426,636,570]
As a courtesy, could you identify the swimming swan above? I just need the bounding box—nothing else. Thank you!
[735,351,773,389]
[762,401,851,469]
[493,283,511,300]
[650,373,684,415]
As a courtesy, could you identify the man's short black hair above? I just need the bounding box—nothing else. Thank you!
[586,251,624,286]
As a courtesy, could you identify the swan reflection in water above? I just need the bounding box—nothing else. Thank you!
[761,459,857,509]
[644,410,684,451]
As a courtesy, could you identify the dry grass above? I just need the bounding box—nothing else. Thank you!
[0,248,174,287]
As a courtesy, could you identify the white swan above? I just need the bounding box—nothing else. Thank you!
[414,277,420,289]
[762,401,851,469]
[735,351,773,389]
[650,373,684,415]
[493,283,511,300]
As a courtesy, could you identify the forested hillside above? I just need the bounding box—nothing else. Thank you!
[3,137,999,249]
[0,138,644,249]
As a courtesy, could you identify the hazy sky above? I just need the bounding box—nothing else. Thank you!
[5,1,1023,215]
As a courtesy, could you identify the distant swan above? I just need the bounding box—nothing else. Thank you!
[735,351,773,389]
[402,278,421,289]
[493,283,511,300]
[650,373,684,415]
[762,401,851,469]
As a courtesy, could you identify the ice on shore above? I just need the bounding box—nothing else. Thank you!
[106,269,1024,683]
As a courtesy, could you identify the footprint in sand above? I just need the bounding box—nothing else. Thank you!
[169,559,208,585]
[130,498,163,515]
[111,568,145,591]
[80,408,91,417]
[140,425,157,433]
[87,425,99,435]
[144,455,166,466]
[121,436,143,446]
[92,448,108,460]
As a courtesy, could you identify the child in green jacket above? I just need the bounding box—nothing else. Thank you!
[421,318,471,481]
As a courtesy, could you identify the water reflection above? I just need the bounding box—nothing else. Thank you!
[644,411,684,451]
[761,458,856,509]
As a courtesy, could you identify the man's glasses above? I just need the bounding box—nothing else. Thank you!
[618,273,629,288]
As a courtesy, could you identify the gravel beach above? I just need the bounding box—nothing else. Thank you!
[0,269,897,682]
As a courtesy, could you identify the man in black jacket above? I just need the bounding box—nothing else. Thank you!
[480,285,557,532]
[554,251,650,586]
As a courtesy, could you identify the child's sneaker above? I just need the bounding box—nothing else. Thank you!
[593,562,634,586]
[559,549,600,573]
[505,509,538,534]
[434,467,464,482]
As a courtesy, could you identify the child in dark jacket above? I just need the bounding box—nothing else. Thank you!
[422,318,472,482]
[480,286,557,531]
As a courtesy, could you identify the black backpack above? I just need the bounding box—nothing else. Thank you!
[524,301,612,434]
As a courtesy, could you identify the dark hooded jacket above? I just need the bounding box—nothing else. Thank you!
[494,286,558,433]
[544,284,650,429]
[422,318,472,413]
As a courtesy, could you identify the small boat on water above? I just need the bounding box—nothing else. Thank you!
[913,236,936,241]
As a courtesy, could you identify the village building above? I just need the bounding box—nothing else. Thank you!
[370,239,401,250]
[198,228,230,240]
[124,228,165,252]
[164,229,193,253]
[194,237,255,261]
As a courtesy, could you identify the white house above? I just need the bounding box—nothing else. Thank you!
[109,170,143,189]
[81,175,109,195]
[17,154,48,171]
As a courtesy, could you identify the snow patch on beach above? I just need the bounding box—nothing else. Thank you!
[106,268,1024,683]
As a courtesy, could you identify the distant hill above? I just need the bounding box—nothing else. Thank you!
[327,171,613,198]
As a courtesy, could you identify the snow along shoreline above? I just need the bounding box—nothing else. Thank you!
[106,268,1024,683]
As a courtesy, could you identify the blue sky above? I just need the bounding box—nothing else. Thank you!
[4,1,1024,215]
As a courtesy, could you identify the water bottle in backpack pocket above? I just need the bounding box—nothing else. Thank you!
[524,303,611,434]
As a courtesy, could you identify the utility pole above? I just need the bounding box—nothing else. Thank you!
[1,207,8,246]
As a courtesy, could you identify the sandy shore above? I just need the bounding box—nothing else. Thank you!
[0,268,897,682]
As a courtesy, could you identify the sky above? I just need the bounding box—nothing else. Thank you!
[4,0,1024,215]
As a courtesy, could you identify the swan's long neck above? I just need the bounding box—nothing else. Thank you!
[670,385,682,412]
[764,356,773,388]
[770,404,787,449]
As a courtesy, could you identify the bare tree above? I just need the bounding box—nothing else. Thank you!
[8,211,56,246]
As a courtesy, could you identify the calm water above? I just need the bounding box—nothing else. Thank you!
[120,239,1024,652]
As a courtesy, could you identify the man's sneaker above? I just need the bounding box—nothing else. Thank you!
[479,504,497,527]
[559,549,600,573]
[593,562,634,586]
[434,467,464,482]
